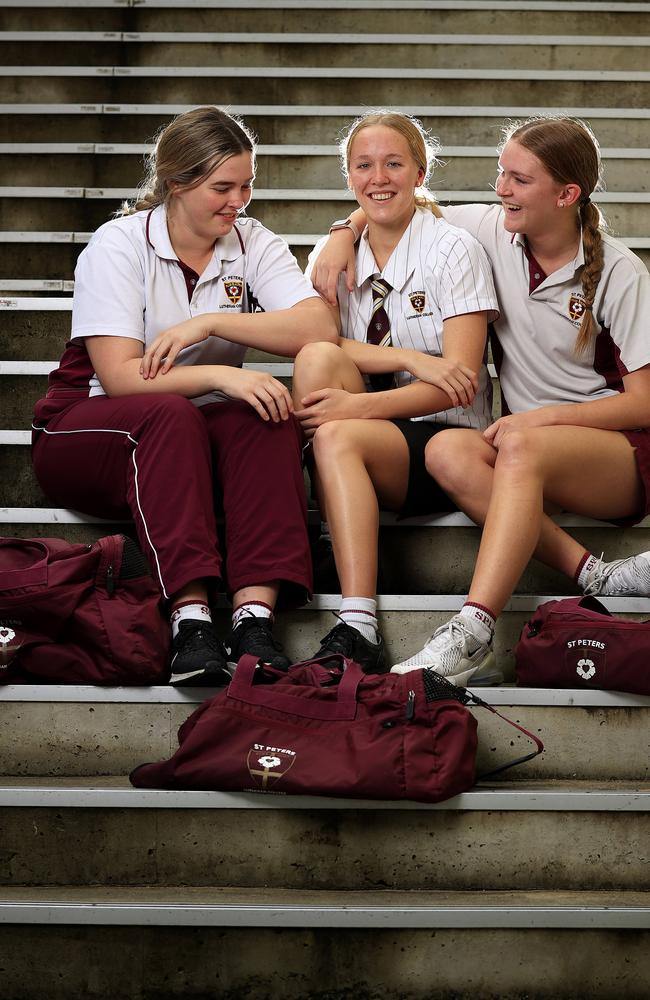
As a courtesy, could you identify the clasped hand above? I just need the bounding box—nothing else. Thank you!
[295,388,362,438]
[483,408,554,448]
[407,352,478,409]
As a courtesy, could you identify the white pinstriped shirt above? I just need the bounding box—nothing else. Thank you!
[308,207,499,429]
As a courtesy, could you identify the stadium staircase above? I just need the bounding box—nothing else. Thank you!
[0,2,649,996]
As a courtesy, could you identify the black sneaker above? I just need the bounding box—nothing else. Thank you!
[314,621,388,674]
[169,620,231,687]
[225,615,290,673]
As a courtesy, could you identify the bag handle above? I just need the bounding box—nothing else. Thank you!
[227,654,363,721]
[469,692,545,779]
[0,538,49,591]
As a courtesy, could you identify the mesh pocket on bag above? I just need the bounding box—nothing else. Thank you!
[118,536,152,580]
[422,668,473,705]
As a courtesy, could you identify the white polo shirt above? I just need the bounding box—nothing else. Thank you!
[71,205,318,406]
[442,203,650,414]
[307,206,499,429]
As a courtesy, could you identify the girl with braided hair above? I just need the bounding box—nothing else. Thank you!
[313,115,650,684]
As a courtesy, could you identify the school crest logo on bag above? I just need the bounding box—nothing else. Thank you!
[223,277,243,304]
[576,658,596,680]
[565,638,606,682]
[0,623,21,670]
[246,744,296,789]
[409,291,426,314]
[568,293,588,323]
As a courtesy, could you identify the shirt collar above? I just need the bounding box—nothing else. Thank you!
[355,207,425,290]
[145,204,246,273]
[511,228,586,273]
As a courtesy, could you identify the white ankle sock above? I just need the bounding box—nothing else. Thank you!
[340,597,379,643]
[232,601,273,629]
[577,553,601,590]
[170,601,211,639]
[459,603,495,644]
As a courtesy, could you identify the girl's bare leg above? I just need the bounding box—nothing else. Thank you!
[463,426,642,616]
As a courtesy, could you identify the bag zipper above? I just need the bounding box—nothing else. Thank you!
[528,618,647,639]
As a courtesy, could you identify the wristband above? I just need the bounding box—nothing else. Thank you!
[329,217,361,242]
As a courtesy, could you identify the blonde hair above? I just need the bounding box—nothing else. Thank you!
[119,106,256,216]
[501,115,605,355]
[340,110,442,217]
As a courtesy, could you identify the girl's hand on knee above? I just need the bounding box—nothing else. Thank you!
[140,316,213,379]
[407,353,478,409]
[483,408,554,448]
[218,368,293,422]
[295,387,363,435]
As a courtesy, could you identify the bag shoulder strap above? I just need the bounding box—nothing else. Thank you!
[468,691,545,779]
[421,671,543,778]
[227,653,363,721]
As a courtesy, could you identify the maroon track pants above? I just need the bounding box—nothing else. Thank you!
[32,393,312,605]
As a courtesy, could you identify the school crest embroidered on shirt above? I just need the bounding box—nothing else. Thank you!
[223,277,244,304]
[409,291,426,314]
[568,293,588,322]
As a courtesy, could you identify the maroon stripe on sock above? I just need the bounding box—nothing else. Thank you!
[341,609,378,618]
[465,601,497,622]
[574,551,591,583]
[171,599,209,613]
[233,601,274,622]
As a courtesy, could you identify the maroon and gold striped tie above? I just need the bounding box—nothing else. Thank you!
[367,276,395,390]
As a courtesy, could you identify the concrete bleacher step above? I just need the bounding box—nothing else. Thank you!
[1,890,648,999]
[3,31,650,73]
[2,885,650,929]
[3,0,650,37]
[2,65,650,107]
[1,686,649,781]
[4,102,650,147]
[2,776,649,890]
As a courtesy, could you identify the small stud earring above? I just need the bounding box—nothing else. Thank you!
[559,201,565,207]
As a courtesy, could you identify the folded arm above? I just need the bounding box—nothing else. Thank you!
[295,312,487,430]
[140,296,338,379]
[86,336,294,422]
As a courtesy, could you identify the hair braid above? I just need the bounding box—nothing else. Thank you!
[576,200,605,355]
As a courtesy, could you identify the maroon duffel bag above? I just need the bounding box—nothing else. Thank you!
[130,654,542,802]
[515,595,650,694]
[0,534,170,684]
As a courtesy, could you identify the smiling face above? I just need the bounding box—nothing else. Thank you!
[495,139,574,239]
[347,125,425,233]
[168,150,255,243]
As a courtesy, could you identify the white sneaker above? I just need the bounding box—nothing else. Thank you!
[583,551,650,597]
[391,615,503,686]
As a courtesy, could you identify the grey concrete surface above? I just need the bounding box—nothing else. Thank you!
[2,75,650,109]
[2,798,649,889]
